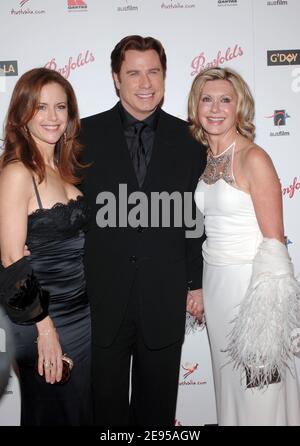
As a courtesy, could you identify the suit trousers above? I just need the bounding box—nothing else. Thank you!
[91,275,183,426]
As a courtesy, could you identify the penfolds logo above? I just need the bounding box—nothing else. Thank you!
[282,177,300,199]
[45,50,95,79]
[191,44,243,76]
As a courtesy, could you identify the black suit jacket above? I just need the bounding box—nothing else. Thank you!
[80,104,206,349]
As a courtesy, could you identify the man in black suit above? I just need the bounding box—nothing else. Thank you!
[80,35,206,426]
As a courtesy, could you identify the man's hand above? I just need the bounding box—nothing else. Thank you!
[186,288,204,322]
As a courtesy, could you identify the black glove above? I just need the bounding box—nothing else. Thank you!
[0,257,49,325]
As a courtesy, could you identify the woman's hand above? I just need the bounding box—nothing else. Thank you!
[36,317,63,384]
[186,288,205,322]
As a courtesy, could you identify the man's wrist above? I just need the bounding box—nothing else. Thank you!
[187,280,202,291]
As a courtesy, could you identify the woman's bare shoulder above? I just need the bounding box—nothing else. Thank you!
[238,142,273,170]
[0,161,32,191]
[1,161,31,177]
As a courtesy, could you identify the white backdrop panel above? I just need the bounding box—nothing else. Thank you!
[0,0,299,426]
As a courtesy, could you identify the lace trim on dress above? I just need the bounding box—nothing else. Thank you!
[200,142,235,186]
[27,195,90,243]
[28,195,85,218]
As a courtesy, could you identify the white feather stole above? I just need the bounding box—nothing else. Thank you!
[226,238,300,389]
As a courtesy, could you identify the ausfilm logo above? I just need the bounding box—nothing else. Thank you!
[267,50,300,66]
[45,50,95,79]
[265,110,290,126]
[179,361,207,386]
[218,0,238,6]
[67,0,88,12]
[191,44,243,76]
[11,0,46,15]
[265,109,290,137]
[117,0,139,12]
[267,0,288,5]
[161,0,196,9]
[282,177,300,200]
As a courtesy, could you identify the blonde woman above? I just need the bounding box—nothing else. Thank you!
[189,66,300,426]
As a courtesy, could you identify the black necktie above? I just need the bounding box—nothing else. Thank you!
[131,121,147,187]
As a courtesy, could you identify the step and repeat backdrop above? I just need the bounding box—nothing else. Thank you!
[0,0,299,426]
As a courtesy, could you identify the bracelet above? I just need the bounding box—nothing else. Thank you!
[36,328,56,341]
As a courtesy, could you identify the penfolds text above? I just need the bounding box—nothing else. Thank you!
[191,44,243,76]
[45,50,95,79]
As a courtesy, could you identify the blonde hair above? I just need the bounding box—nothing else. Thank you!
[188,67,255,146]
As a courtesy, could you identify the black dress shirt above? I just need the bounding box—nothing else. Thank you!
[118,102,160,185]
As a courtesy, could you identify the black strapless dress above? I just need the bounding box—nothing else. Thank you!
[9,196,92,426]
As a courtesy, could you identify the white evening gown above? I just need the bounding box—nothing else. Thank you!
[195,142,300,426]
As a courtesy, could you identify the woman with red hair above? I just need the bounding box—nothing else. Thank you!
[0,68,91,425]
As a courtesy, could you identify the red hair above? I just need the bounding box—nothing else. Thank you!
[1,68,84,184]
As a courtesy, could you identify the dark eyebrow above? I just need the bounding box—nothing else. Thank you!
[126,67,162,74]
[38,101,67,105]
[126,70,139,74]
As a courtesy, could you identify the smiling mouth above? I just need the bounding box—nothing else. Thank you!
[136,93,155,99]
[207,117,225,122]
[42,125,60,130]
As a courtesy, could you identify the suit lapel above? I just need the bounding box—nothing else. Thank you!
[142,110,174,192]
